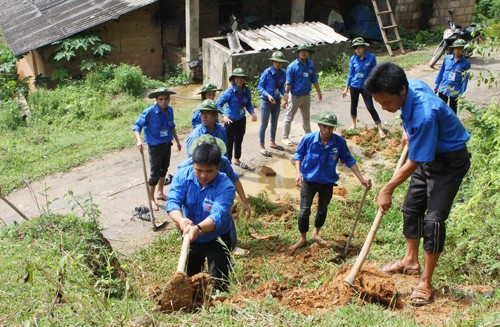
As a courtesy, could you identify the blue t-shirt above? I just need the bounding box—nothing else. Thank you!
[178,157,239,183]
[191,102,221,129]
[186,123,227,157]
[133,104,176,146]
[434,54,470,98]
[285,58,319,96]
[258,66,287,100]
[166,166,235,243]
[217,85,254,122]
[293,132,356,184]
[401,80,470,162]
[346,52,377,89]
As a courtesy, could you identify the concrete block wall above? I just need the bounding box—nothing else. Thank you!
[395,0,475,31]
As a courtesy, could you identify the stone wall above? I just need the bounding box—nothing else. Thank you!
[395,0,476,31]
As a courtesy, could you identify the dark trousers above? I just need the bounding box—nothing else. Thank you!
[402,148,470,253]
[350,87,381,124]
[147,142,172,186]
[438,92,458,114]
[224,117,246,162]
[187,232,233,292]
[297,181,335,233]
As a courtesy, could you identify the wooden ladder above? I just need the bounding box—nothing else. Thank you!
[371,0,405,56]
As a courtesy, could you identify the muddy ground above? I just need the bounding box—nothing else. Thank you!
[1,54,499,323]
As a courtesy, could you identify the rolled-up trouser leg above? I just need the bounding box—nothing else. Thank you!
[313,183,334,229]
[148,142,171,186]
[297,180,317,233]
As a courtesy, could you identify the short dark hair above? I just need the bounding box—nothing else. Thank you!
[192,143,221,167]
[364,62,408,95]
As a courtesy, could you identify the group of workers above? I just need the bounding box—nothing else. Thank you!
[132,37,471,306]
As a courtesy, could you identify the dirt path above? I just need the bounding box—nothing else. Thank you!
[1,55,499,255]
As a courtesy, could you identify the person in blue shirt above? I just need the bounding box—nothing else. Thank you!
[289,112,371,252]
[191,82,223,129]
[282,43,323,147]
[166,141,235,291]
[133,87,182,211]
[257,51,289,157]
[217,68,257,169]
[342,37,386,138]
[434,39,471,114]
[186,99,227,157]
[365,62,471,306]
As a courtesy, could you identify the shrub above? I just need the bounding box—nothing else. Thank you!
[0,100,26,130]
[110,64,146,97]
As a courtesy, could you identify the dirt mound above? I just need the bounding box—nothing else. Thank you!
[160,272,212,312]
[342,127,402,159]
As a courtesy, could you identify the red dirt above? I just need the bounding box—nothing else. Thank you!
[160,272,212,312]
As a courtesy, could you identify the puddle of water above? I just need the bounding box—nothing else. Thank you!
[239,156,301,199]
[169,84,203,110]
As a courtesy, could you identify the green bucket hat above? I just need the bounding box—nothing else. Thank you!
[194,99,224,114]
[188,134,227,156]
[267,51,289,63]
[449,39,467,48]
[311,112,343,127]
[351,37,370,47]
[148,87,176,99]
[293,43,315,54]
[197,82,223,95]
[229,68,248,82]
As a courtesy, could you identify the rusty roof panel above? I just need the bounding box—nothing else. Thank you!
[236,22,347,52]
[0,0,157,55]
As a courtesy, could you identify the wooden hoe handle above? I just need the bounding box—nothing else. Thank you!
[176,234,191,273]
[344,145,409,286]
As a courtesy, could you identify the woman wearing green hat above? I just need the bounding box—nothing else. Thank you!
[217,68,257,169]
[342,37,386,139]
[192,82,223,129]
[257,51,289,157]
[434,39,470,114]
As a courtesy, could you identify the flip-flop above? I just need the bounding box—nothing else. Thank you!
[379,260,420,275]
[410,287,433,306]
[164,174,173,185]
[259,149,272,157]
[270,145,285,151]
[232,247,250,256]
[234,161,249,169]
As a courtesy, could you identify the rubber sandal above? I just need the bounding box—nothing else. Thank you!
[270,145,285,151]
[410,287,433,306]
[379,260,420,275]
[234,161,249,169]
[259,149,272,157]
[164,174,173,185]
[232,247,250,256]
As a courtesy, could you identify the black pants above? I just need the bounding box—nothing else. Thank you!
[438,92,458,114]
[297,180,335,233]
[350,87,381,124]
[148,142,172,186]
[224,117,246,162]
[402,148,470,253]
[187,232,233,292]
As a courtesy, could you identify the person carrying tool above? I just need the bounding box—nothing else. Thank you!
[434,39,471,115]
[192,82,223,129]
[166,141,235,292]
[281,43,323,147]
[186,99,227,156]
[365,62,471,306]
[342,37,386,139]
[133,87,182,211]
[257,51,289,157]
[289,112,371,252]
[217,68,257,169]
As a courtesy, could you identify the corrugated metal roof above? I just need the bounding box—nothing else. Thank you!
[236,21,347,52]
[0,0,157,56]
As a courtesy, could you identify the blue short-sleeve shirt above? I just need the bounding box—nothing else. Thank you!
[217,85,254,121]
[186,123,228,157]
[166,166,235,243]
[258,66,287,100]
[132,104,176,146]
[286,59,319,96]
[293,132,356,184]
[346,52,377,89]
[434,54,470,98]
[401,80,470,162]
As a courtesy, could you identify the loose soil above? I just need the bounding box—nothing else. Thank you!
[2,56,499,324]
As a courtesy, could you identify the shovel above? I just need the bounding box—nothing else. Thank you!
[139,149,167,230]
[344,145,408,286]
[343,180,371,258]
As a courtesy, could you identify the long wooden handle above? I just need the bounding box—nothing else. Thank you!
[344,145,408,286]
[0,194,29,221]
[343,180,371,257]
[176,234,191,273]
[140,150,156,229]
